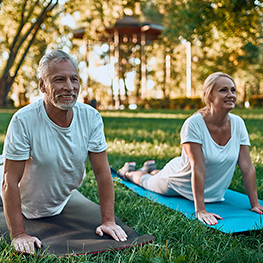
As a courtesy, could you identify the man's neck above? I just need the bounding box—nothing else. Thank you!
[43,100,73,127]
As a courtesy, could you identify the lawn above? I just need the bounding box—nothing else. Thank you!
[0,108,263,262]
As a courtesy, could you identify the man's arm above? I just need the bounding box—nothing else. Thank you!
[88,151,127,241]
[2,159,41,253]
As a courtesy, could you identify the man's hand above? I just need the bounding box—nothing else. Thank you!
[12,233,42,254]
[195,210,223,225]
[96,222,128,241]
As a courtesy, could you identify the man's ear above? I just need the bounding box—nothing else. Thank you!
[39,78,46,93]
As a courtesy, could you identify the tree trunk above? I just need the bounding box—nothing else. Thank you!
[0,0,58,108]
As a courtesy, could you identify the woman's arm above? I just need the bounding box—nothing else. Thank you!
[183,142,222,225]
[238,145,263,213]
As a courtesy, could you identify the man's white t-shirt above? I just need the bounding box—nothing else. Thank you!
[159,113,250,202]
[3,99,107,219]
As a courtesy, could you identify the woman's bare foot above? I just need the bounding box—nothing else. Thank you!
[117,162,136,180]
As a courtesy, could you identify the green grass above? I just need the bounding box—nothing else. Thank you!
[1,108,263,262]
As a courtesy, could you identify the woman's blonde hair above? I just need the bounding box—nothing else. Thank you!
[200,72,236,112]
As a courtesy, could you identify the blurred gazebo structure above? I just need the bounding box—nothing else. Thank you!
[73,15,164,108]
[105,16,163,101]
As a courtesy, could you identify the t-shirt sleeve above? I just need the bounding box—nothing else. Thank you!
[87,112,108,153]
[3,114,31,160]
[180,115,203,145]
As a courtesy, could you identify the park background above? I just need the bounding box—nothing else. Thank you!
[0,0,263,110]
[1,0,263,262]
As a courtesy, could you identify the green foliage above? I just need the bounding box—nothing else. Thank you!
[159,0,263,95]
[1,109,263,261]
[0,110,16,152]
[161,0,261,46]
[249,95,263,108]
[1,0,263,109]
[0,0,71,107]
[143,97,203,109]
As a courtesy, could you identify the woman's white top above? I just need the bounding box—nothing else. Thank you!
[159,113,250,202]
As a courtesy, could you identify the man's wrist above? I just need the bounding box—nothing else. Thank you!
[12,231,27,239]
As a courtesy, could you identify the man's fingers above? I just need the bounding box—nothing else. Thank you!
[13,241,32,254]
[35,238,42,249]
[107,228,119,241]
[95,226,103,237]
[25,242,34,254]
[12,235,42,254]
[13,242,19,252]
[99,225,120,241]
[114,225,128,241]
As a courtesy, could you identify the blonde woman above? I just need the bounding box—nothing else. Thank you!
[118,72,263,225]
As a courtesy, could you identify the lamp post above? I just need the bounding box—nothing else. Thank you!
[186,41,191,98]
[180,37,192,98]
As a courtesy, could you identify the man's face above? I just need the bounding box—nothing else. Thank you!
[40,60,80,111]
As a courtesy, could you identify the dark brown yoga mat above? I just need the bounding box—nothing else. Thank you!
[0,190,155,256]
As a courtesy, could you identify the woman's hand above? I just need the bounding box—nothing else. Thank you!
[251,205,263,215]
[195,210,223,225]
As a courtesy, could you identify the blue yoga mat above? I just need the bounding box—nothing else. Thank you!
[111,168,263,233]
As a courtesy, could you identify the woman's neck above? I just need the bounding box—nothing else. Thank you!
[201,108,230,128]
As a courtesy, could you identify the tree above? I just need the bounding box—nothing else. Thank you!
[160,0,262,46]
[158,0,263,100]
[0,0,61,107]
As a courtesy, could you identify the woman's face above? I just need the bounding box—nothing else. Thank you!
[209,76,237,111]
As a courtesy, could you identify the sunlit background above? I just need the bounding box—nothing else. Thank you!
[0,0,263,110]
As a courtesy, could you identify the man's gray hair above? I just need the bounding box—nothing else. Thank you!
[38,50,78,80]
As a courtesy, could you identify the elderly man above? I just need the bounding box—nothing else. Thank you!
[2,50,127,254]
